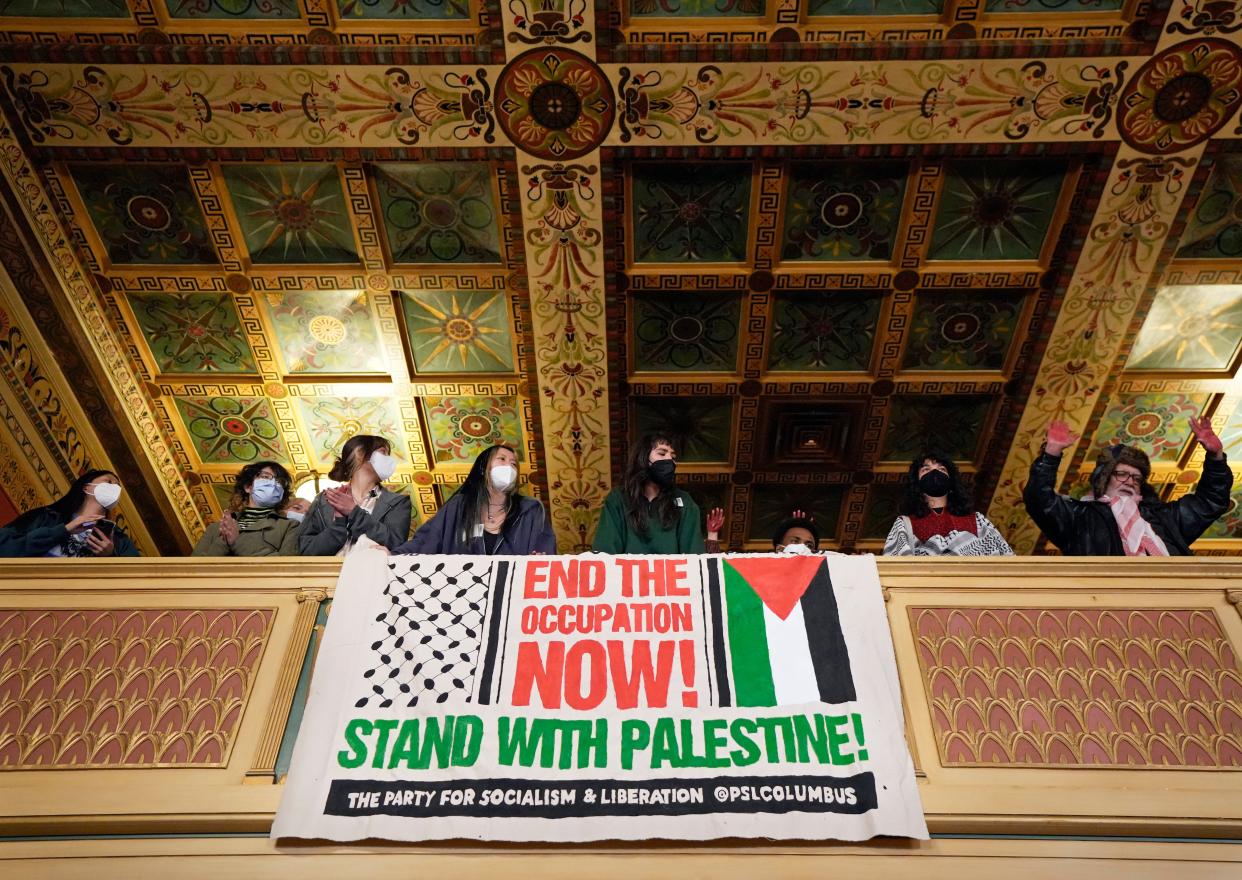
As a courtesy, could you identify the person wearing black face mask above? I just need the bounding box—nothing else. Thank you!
[883,451,1013,556]
[592,433,705,554]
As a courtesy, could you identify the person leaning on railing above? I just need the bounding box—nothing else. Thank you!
[884,451,1013,557]
[298,434,412,556]
[0,469,139,558]
[394,444,555,556]
[192,461,300,557]
[1023,415,1233,556]
[592,432,704,554]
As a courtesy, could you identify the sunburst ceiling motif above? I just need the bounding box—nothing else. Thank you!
[0,0,1240,557]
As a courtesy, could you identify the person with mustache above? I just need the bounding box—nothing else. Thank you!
[1023,416,1232,556]
[884,451,1013,556]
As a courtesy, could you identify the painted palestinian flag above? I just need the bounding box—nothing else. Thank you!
[705,556,856,707]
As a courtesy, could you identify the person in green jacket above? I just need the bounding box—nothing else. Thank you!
[0,469,139,557]
[592,433,705,554]
[193,461,300,556]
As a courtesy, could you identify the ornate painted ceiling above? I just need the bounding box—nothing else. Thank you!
[0,0,1240,555]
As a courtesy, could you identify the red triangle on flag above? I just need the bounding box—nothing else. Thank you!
[724,556,825,621]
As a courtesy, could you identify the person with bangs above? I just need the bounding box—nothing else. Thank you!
[0,469,139,557]
[298,434,412,556]
[193,461,300,556]
[884,451,1013,556]
[396,444,555,556]
[593,433,704,554]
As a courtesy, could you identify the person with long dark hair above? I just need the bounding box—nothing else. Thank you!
[298,434,412,555]
[0,469,139,557]
[193,461,300,556]
[593,433,704,554]
[883,451,1012,556]
[395,444,555,555]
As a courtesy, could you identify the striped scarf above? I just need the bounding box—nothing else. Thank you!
[236,507,275,531]
[1100,494,1169,556]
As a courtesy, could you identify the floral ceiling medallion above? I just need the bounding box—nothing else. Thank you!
[494,48,615,160]
[1117,38,1242,154]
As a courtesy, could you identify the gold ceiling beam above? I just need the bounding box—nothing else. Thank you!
[2,55,1155,151]
[0,120,201,546]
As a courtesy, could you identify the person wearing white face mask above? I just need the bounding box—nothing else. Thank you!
[0,468,139,557]
[193,461,300,556]
[298,434,412,556]
[395,444,556,556]
[773,510,819,554]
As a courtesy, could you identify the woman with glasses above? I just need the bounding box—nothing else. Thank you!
[1023,416,1233,555]
[883,451,1013,556]
[193,461,300,556]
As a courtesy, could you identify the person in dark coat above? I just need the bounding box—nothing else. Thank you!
[395,444,555,556]
[299,434,412,556]
[592,433,704,554]
[1023,416,1233,556]
[0,469,139,557]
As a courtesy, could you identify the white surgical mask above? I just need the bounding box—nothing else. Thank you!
[90,482,122,509]
[369,450,397,481]
[778,541,813,555]
[489,464,517,492]
[285,510,305,524]
[251,478,284,507]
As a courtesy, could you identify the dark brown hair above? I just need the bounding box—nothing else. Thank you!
[328,434,390,483]
[623,433,678,536]
[227,460,292,514]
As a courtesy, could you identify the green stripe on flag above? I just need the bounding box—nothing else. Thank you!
[723,560,775,707]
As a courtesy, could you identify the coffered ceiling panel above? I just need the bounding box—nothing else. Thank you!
[1127,284,1242,372]
[399,289,516,374]
[781,162,907,263]
[927,162,1067,262]
[67,165,217,266]
[1,0,1241,557]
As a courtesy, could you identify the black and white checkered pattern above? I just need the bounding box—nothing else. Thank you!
[355,560,493,708]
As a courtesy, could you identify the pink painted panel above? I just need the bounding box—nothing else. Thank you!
[910,607,1242,768]
[0,608,274,768]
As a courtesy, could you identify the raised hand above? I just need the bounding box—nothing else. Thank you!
[1045,419,1080,456]
[706,507,724,540]
[1189,415,1224,459]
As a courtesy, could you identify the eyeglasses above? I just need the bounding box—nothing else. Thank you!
[1111,470,1144,485]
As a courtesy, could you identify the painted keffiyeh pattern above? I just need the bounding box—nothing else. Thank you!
[883,513,1013,556]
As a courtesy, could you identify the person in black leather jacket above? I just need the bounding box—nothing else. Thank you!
[1023,416,1233,556]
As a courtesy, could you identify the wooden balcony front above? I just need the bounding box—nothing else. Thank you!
[1,557,1240,877]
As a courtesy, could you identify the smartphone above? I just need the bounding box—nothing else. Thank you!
[93,519,116,539]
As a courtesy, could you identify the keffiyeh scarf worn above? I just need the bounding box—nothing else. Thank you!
[1094,494,1169,556]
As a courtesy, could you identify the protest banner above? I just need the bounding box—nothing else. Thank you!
[272,552,927,842]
